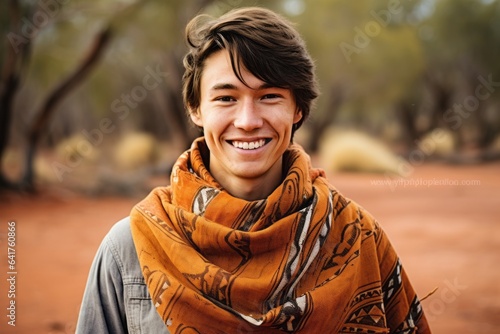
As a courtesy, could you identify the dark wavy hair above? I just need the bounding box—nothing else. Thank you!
[182,7,319,135]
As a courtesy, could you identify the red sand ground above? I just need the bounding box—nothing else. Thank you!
[1,162,499,334]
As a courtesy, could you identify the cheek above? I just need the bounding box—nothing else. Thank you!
[201,117,227,138]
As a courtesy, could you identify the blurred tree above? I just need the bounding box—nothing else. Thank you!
[5,2,156,190]
[0,0,285,191]
[420,0,500,155]
[292,0,426,151]
[3,0,498,193]
[291,0,500,159]
[0,0,34,189]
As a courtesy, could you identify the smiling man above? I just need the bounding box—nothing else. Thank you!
[191,49,303,200]
[76,7,431,334]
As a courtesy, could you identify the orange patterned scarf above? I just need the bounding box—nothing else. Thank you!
[130,138,430,334]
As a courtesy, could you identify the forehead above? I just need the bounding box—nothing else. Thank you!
[201,49,264,91]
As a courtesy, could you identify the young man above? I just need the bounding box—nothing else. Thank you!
[77,7,431,334]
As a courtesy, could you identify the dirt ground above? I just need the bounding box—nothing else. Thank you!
[0,162,499,334]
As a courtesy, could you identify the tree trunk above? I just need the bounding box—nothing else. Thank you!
[397,101,420,149]
[22,28,112,190]
[307,85,343,152]
[0,0,31,189]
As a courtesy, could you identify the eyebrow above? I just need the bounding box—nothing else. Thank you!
[211,83,237,91]
[210,82,277,91]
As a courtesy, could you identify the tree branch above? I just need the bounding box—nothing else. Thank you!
[0,0,31,189]
[22,27,113,188]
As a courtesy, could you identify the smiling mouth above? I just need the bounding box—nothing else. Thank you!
[230,139,269,150]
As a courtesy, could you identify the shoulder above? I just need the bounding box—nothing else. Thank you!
[106,217,134,246]
[327,187,383,237]
[104,218,171,332]
[101,217,144,284]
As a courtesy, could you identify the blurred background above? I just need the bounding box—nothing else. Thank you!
[0,0,499,333]
[1,0,500,192]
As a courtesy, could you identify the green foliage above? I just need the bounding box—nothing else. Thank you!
[2,0,499,150]
[424,0,500,81]
[294,0,426,128]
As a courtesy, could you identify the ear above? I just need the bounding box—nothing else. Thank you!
[293,108,303,124]
[190,108,203,127]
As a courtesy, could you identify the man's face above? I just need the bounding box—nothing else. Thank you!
[190,49,302,199]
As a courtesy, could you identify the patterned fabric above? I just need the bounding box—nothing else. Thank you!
[130,137,431,334]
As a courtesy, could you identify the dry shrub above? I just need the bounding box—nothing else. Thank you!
[318,128,405,175]
[113,132,159,170]
[417,128,456,158]
[55,134,100,164]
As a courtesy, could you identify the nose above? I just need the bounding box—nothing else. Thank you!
[233,99,263,131]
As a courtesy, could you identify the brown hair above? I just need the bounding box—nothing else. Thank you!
[182,7,319,133]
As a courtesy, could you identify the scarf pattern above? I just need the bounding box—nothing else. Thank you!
[130,138,430,334]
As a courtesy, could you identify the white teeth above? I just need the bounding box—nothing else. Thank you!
[232,139,266,150]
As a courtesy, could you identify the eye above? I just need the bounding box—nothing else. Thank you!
[215,96,236,102]
[262,94,281,100]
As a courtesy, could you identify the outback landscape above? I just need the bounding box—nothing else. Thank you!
[1,160,499,334]
[1,1,500,333]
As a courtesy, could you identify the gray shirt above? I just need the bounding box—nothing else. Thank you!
[76,217,170,333]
